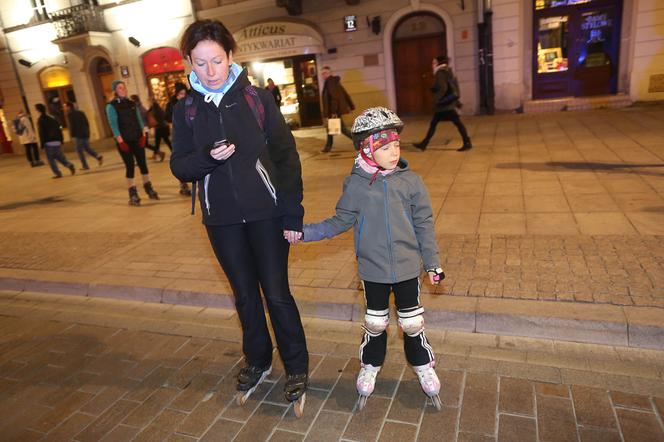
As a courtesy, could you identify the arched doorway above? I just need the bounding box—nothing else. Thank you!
[89,57,113,137]
[39,66,75,128]
[142,47,187,109]
[393,13,447,115]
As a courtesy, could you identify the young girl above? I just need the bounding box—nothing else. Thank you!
[292,107,445,410]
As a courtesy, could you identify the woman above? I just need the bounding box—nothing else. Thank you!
[170,19,308,416]
[413,56,472,152]
[106,80,160,205]
[265,78,282,107]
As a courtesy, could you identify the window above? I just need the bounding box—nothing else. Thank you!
[537,16,569,73]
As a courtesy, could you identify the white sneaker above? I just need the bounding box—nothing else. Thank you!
[356,364,381,396]
[413,362,440,396]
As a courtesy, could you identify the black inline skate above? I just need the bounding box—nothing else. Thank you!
[284,373,308,418]
[235,364,272,405]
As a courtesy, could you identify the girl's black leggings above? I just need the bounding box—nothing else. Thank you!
[117,140,148,179]
[206,218,308,375]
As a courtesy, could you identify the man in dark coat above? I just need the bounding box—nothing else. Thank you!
[65,101,103,170]
[414,55,472,151]
[321,66,355,153]
[35,103,76,178]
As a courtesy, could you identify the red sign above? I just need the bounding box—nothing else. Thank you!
[143,47,184,76]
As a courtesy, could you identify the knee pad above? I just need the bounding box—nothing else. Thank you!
[398,309,425,337]
[364,309,389,336]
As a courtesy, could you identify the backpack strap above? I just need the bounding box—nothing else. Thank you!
[242,85,265,133]
[184,94,197,128]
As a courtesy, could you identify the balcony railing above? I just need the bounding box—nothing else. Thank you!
[50,4,109,40]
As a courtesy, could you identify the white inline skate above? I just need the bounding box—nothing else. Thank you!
[235,364,272,406]
[413,362,442,410]
[356,364,381,410]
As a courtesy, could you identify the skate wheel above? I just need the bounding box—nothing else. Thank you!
[293,393,306,418]
[358,395,368,411]
[431,395,442,411]
[236,392,248,406]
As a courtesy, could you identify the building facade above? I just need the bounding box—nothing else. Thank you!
[0,0,663,150]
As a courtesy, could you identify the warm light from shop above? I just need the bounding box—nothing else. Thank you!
[39,66,72,89]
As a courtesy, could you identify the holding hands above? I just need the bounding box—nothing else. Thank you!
[284,230,303,244]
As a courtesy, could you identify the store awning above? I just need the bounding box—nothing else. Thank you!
[233,21,324,62]
[143,47,184,76]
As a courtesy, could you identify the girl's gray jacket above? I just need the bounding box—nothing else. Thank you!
[303,159,441,284]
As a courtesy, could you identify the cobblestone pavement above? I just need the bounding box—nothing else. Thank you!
[0,106,663,310]
[1,290,663,442]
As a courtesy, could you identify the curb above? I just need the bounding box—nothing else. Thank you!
[2,275,663,351]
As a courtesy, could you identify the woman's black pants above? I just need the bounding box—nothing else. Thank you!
[206,218,308,375]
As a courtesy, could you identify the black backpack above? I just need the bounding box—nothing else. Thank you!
[12,118,26,135]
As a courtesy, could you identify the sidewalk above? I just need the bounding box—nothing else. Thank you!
[1,290,663,441]
[0,105,663,349]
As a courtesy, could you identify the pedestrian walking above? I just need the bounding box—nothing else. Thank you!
[163,83,191,196]
[106,80,160,205]
[131,94,165,162]
[35,103,75,179]
[171,19,309,416]
[13,110,44,167]
[265,78,282,107]
[294,107,445,411]
[414,55,472,151]
[64,101,103,170]
[320,66,355,153]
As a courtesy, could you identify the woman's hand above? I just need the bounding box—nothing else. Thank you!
[210,141,235,161]
[283,230,303,244]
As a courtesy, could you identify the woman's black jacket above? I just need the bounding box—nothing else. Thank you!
[37,114,64,146]
[170,70,304,231]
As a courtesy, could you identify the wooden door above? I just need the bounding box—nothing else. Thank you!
[394,34,446,115]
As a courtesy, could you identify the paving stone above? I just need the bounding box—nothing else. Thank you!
[198,418,243,442]
[417,405,458,442]
[234,403,288,442]
[277,388,327,433]
[578,427,622,442]
[571,385,617,428]
[37,412,96,442]
[303,410,350,442]
[497,414,537,442]
[535,382,569,398]
[29,390,95,433]
[610,390,654,410]
[269,430,305,442]
[322,358,357,413]
[132,409,188,442]
[75,399,140,442]
[309,356,348,391]
[122,387,179,428]
[176,377,237,437]
[343,396,391,441]
[378,421,417,441]
[536,395,578,442]
[99,424,141,442]
[459,372,498,436]
[440,369,464,407]
[615,408,664,442]
[499,377,534,415]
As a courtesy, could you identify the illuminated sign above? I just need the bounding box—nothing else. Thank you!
[344,15,357,32]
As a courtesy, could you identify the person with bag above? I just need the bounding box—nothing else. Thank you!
[170,19,309,416]
[13,110,44,167]
[131,94,165,162]
[64,101,103,170]
[321,66,355,153]
[35,103,76,179]
[413,55,472,152]
[106,80,160,205]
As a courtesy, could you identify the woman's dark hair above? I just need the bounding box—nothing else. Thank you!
[435,55,449,65]
[180,20,236,59]
[35,103,46,114]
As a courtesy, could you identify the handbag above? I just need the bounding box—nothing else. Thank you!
[437,76,460,106]
[327,117,341,135]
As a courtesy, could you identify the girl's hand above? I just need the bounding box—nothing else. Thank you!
[210,142,235,161]
[426,268,445,286]
[284,230,303,244]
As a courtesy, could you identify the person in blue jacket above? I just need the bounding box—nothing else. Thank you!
[105,80,159,205]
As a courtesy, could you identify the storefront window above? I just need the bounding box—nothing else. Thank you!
[246,60,299,127]
[535,0,593,10]
[39,66,75,127]
[577,10,614,68]
[537,16,569,73]
[143,47,187,109]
